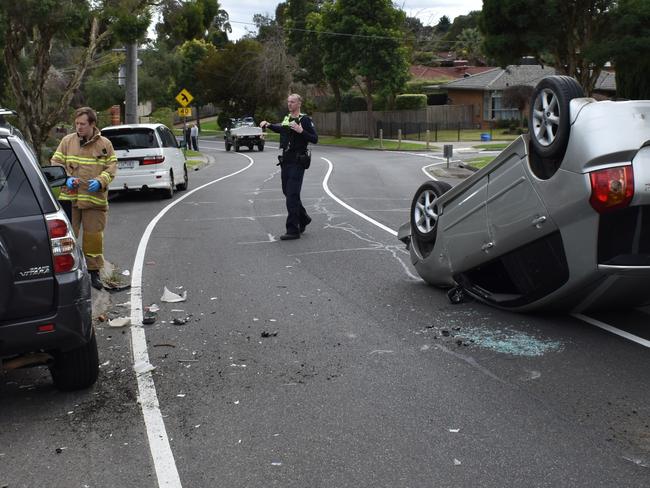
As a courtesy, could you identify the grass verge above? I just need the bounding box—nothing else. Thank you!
[465,156,496,170]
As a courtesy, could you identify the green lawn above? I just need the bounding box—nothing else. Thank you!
[186,159,203,169]
[465,155,497,169]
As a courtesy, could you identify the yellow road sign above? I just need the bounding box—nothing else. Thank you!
[175,88,194,107]
[178,107,192,117]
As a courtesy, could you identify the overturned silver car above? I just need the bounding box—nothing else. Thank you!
[399,76,650,312]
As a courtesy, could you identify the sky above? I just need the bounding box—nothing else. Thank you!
[220,1,484,41]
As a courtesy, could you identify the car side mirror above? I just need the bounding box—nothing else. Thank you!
[41,165,68,188]
[177,138,187,149]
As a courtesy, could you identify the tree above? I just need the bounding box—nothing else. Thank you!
[176,39,216,128]
[435,15,451,34]
[0,0,152,162]
[599,0,650,99]
[156,0,230,48]
[480,0,615,95]
[455,27,484,64]
[319,0,410,139]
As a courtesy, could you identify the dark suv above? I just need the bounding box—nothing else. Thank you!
[0,119,98,390]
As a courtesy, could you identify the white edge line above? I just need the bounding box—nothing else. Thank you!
[321,157,397,236]
[130,152,254,488]
[572,313,650,349]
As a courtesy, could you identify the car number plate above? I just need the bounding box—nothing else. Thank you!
[118,160,137,169]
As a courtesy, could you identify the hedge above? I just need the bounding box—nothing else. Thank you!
[395,94,427,110]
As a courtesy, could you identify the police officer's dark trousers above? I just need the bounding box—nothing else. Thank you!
[280,160,309,235]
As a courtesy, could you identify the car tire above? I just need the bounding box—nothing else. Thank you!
[411,180,452,243]
[50,331,99,391]
[225,142,231,151]
[529,76,584,160]
[176,165,188,191]
[258,142,264,152]
[162,170,174,199]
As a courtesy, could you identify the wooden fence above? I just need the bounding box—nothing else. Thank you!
[311,105,475,137]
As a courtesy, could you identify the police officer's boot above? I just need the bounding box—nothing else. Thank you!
[89,270,103,290]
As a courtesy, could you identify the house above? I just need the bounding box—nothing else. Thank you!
[442,65,617,129]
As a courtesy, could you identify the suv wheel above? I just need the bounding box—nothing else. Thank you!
[176,165,189,191]
[50,331,99,391]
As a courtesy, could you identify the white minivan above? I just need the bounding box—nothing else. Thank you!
[102,123,188,199]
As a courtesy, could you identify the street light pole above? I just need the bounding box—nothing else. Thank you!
[125,43,138,124]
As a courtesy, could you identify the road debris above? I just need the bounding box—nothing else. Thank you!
[121,270,131,276]
[453,459,462,466]
[261,331,278,338]
[108,317,131,328]
[134,361,156,375]
[161,286,187,303]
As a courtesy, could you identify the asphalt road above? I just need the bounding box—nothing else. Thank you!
[1,139,648,488]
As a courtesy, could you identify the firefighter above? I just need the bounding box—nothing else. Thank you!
[51,107,117,290]
[260,94,318,240]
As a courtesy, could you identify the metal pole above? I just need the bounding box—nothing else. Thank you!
[398,128,402,149]
[125,43,138,124]
[426,129,430,151]
[379,128,383,149]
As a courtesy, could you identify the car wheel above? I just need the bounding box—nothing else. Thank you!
[529,76,584,160]
[225,142,231,151]
[411,180,452,243]
[176,165,188,191]
[50,331,99,391]
[162,170,174,199]
[258,142,264,152]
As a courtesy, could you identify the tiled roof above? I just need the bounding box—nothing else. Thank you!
[410,64,495,80]
[443,65,617,92]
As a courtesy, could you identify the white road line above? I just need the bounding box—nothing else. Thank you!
[321,157,397,236]
[322,154,650,349]
[572,313,650,349]
[130,152,254,488]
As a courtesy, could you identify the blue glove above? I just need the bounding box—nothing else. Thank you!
[66,177,77,189]
[87,179,101,192]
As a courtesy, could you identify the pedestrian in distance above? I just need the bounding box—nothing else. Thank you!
[190,123,199,151]
[51,107,117,290]
[260,94,318,240]
[184,125,191,150]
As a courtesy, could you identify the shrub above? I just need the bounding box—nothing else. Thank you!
[150,107,174,128]
[395,94,427,110]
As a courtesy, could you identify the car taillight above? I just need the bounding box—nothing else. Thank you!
[46,213,78,273]
[141,156,165,165]
[589,165,634,213]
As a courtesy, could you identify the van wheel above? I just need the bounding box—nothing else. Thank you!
[50,331,99,391]
[411,180,452,243]
[258,142,264,152]
[162,170,174,199]
[176,165,188,191]
[529,76,584,160]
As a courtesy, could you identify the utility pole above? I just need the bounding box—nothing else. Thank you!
[125,43,138,124]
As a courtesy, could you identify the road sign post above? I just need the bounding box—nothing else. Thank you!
[175,89,194,149]
[444,144,453,168]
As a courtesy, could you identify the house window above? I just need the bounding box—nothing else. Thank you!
[484,91,520,121]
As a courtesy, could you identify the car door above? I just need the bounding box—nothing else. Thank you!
[486,152,558,257]
[159,127,184,177]
[0,145,55,321]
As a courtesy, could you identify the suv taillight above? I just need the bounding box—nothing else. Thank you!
[46,212,78,273]
[141,156,165,165]
[589,165,634,213]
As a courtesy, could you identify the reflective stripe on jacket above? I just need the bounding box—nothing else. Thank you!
[51,128,117,209]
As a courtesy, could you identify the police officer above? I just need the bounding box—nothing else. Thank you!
[260,94,318,240]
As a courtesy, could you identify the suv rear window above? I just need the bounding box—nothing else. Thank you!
[102,128,158,150]
[0,147,41,219]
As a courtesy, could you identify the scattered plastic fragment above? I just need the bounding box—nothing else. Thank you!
[171,309,185,313]
[234,400,240,405]
[108,317,131,328]
[454,459,461,466]
[210,297,218,300]
[172,317,188,325]
[161,287,187,303]
[142,309,157,325]
[121,270,131,276]
[148,304,160,312]
[449,429,460,433]
[101,361,110,367]
[271,462,282,466]
[261,331,278,338]
[177,394,186,398]
[134,361,156,375]
[368,350,394,355]
[55,447,66,454]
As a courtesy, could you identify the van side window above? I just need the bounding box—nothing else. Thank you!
[0,148,41,218]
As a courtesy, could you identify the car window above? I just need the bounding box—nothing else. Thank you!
[160,128,177,148]
[102,128,159,150]
[0,147,41,219]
